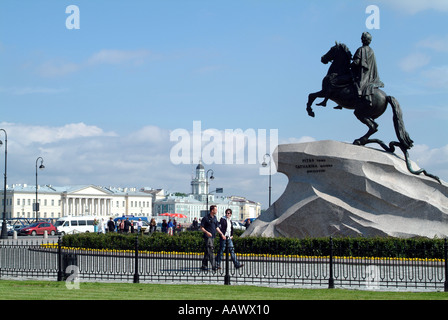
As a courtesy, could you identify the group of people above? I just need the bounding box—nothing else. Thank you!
[92,217,148,234]
[111,217,145,234]
[200,205,244,271]
[160,219,182,235]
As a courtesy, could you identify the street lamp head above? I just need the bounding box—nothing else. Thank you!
[36,157,45,169]
[206,169,214,180]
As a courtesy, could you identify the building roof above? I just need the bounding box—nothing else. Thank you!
[5,184,153,197]
[196,162,204,170]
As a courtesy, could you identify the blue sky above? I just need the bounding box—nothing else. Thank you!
[1,0,447,209]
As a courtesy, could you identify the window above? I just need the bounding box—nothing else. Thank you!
[17,199,20,205]
[78,220,86,226]
[71,220,78,226]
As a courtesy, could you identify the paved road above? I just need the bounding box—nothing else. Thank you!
[1,235,59,244]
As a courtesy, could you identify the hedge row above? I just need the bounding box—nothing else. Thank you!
[61,232,447,259]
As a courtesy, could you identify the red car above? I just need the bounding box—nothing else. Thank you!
[18,222,57,236]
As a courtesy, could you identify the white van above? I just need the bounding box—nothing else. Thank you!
[55,216,97,235]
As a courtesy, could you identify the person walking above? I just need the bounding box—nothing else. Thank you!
[107,217,115,233]
[123,218,131,233]
[167,219,174,236]
[192,217,199,231]
[98,218,105,234]
[118,219,124,233]
[161,219,167,233]
[136,218,143,234]
[200,205,219,271]
[149,218,156,234]
[216,208,244,269]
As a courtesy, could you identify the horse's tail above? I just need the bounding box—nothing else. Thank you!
[387,96,413,150]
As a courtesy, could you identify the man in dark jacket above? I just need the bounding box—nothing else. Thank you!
[107,217,115,233]
[123,218,131,233]
[215,208,243,269]
[200,205,219,271]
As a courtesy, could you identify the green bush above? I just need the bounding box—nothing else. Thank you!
[61,232,447,259]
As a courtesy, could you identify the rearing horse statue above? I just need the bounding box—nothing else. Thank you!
[306,41,440,183]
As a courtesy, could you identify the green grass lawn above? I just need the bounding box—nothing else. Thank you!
[1,279,447,300]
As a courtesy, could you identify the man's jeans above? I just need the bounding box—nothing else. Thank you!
[202,237,216,269]
[216,237,241,268]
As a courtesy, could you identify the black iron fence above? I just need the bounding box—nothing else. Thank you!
[0,236,447,292]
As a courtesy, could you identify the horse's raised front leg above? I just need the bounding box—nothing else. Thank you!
[306,90,325,117]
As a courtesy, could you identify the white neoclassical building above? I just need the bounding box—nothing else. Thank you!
[1,184,153,220]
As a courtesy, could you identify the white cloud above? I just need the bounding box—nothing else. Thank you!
[0,122,117,146]
[378,0,448,14]
[1,122,445,208]
[87,49,152,66]
[37,49,154,77]
[409,144,448,182]
[128,125,168,145]
[37,61,80,77]
[399,52,431,72]
[0,86,67,95]
[418,35,448,53]
[280,136,316,144]
[0,122,175,191]
[422,65,448,88]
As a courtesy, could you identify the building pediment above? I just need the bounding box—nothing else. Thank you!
[66,185,112,196]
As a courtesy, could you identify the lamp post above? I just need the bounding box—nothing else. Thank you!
[205,169,214,210]
[0,129,7,239]
[35,157,45,222]
[262,153,272,208]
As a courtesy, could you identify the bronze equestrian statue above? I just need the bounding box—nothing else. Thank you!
[306,32,440,183]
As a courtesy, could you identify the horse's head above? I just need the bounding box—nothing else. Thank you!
[321,42,352,65]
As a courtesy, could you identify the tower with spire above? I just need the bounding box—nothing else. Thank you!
[190,160,209,202]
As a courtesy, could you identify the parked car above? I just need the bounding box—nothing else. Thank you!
[18,222,57,236]
[8,224,25,236]
[232,221,245,230]
[0,222,13,234]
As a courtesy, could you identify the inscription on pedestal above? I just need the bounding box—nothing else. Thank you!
[295,158,333,174]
